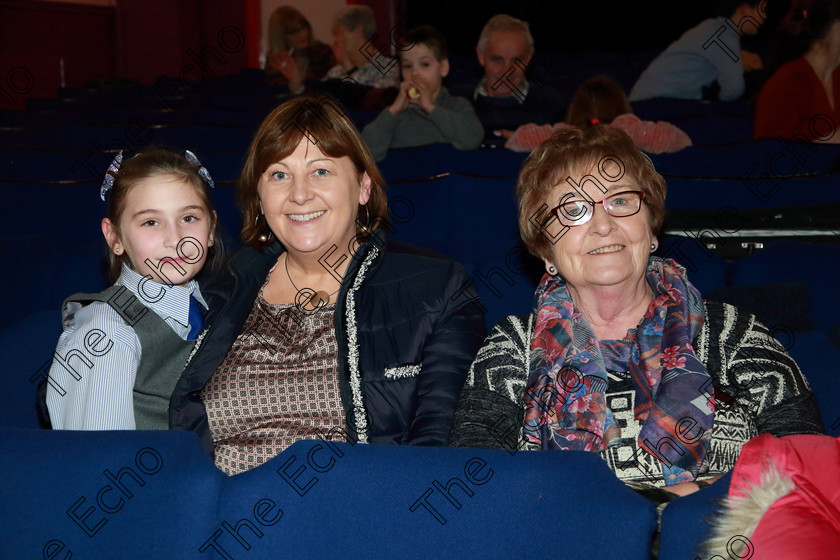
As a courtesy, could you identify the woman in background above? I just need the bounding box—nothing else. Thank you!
[754,0,840,142]
[265,6,335,93]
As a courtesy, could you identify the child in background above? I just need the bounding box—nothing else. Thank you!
[505,76,692,154]
[362,25,484,162]
[45,149,221,430]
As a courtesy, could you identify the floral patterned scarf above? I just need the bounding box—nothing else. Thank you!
[522,257,715,484]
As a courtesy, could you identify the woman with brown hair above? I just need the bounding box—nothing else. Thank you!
[170,96,486,475]
[451,125,821,494]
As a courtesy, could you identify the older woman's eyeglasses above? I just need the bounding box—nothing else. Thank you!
[552,190,644,227]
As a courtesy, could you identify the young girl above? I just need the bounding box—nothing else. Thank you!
[505,75,693,154]
[44,149,221,430]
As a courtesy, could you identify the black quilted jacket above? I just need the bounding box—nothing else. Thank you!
[170,232,487,456]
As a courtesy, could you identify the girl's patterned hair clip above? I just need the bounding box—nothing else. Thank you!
[99,149,214,202]
[184,150,215,189]
[100,151,124,201]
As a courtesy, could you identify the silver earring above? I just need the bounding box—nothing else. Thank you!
[650,243,657,251]
[256,214,273,243]
[548,265,557,275]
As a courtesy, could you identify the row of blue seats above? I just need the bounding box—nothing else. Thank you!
[1,105,276,128]
[1,147,249,183]
[0,106,755,150]
[31,55,758,126]
[12,96,753,141]
[3,168,839,326]
[3,429,726,559]
[4,214,837,339]
[380,142,840,182]
[667,114,752,145]
[20,88,750,124]
[2,106,272,130]
[649,137,840,178]
[25,55,643,109]
[1,125,259,161]
[4,140,840,185]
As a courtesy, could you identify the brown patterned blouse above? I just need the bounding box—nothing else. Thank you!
[201,286,345,475]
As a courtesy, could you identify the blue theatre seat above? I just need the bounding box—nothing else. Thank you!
[195,150,246,184]
[650,139,840,178]
[2,124,108,152]
[663,173,840,211]
[5,238,108,326]
[386,176,457,247]
[0,149,98,182]
[0,430,658,559]
[729,241,840,335]
[787,332,840,437]
[386,173,529,329]
[379,144,527,183]
[463,251,542,330]
[152,125,257,155]
[199,93,289,116]
[0,429,221,558]
[206,183,244,248]
[658,471,733,560]
[0,181,103,240]
[0,311,63,429]
[0,108,77,128]
[631,99,751,122]
[0,147,245,185]
[379,144,456,183]
[385,171,520,254]
[347,108,381,128]
[670,114,753,145]
[656,235,730,296]
[191,106,273,128]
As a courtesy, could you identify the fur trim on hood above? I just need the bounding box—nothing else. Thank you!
[703,460,794,558]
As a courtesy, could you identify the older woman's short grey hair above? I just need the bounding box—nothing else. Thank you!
[477,14,535,54]
[334,5,377,38]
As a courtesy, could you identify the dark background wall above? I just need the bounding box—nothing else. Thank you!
[0,0,249,110]
[406,1,715,53]
[0,0,115,106]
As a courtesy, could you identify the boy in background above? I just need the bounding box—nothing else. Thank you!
[362,25,484,162]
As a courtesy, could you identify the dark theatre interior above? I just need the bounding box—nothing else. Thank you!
[1,0,839,558]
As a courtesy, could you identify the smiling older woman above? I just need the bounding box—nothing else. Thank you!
[450,126,823,495]
[170,96,486,475]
